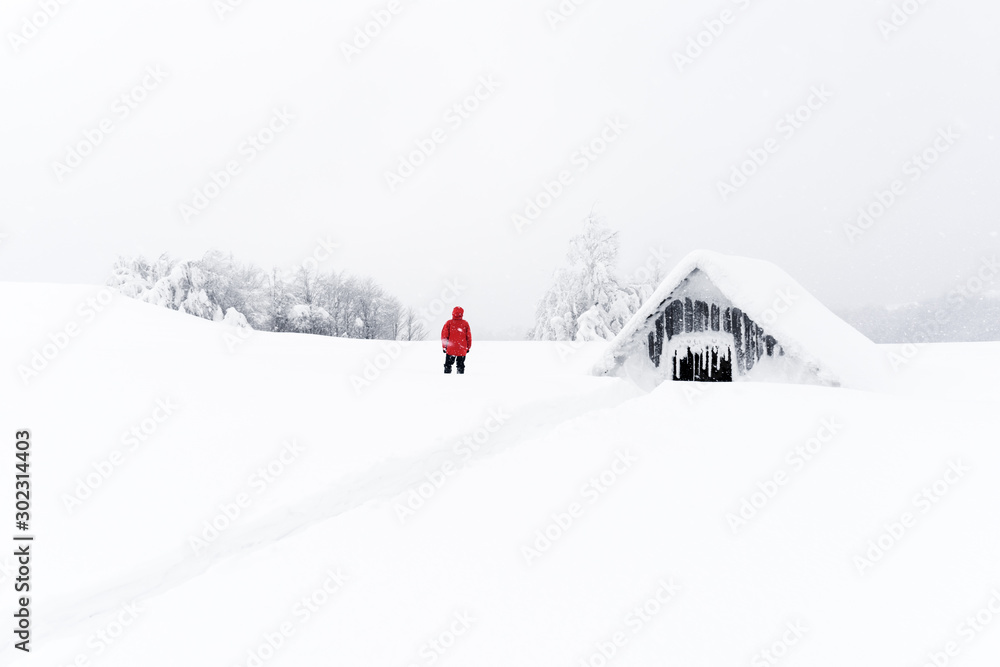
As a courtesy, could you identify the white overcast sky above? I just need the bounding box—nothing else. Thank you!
[1,0,998,338]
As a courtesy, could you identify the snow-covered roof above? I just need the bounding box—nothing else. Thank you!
[594,250,882,389]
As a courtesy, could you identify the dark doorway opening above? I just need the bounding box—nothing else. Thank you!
[673,346,733,382]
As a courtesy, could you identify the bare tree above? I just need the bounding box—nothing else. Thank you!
[400,307,428,341]
[382,295,403,340]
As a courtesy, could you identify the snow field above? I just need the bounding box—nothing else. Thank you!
[2,283,1000,666]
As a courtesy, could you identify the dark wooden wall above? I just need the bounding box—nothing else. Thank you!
[645,298,780,377]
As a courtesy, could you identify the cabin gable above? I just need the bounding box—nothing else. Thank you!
[638,269,782,382]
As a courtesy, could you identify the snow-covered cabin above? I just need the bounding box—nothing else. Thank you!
[594,251,881,389]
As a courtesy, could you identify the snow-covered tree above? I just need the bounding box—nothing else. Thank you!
[287,303,332,335]
[108,249,423,341]
[108,255,156,298]
[574,305,607,341]
[198,250,268,322]
[529,212,644,342]
[529,267,579,341]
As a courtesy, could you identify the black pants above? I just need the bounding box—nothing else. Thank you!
[444,355,466,374]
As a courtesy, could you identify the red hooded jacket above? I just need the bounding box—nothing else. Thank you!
[441,307,472,356]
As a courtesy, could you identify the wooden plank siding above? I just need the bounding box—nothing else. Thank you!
[643,297,783,381]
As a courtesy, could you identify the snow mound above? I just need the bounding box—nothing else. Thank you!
[223,307,250,328]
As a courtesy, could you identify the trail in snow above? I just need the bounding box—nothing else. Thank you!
[22,382,638,653]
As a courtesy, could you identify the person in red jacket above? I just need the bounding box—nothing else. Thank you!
[441,306,472,374]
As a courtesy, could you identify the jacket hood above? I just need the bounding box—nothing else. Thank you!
[452,306,464,319]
